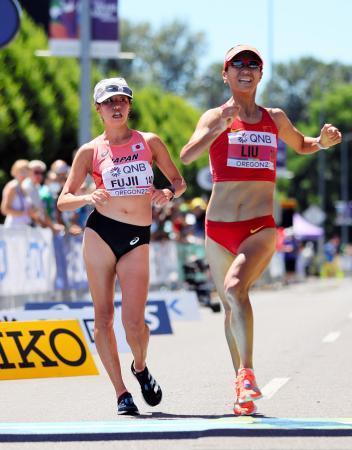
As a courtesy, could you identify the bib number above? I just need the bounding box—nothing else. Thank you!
[102,161,154,197]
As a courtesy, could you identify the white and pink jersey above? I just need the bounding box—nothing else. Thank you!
[92,130,154,197]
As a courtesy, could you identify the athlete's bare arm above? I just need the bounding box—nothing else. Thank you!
[180,104,240,164]
[270,108,342,154]
[144,132,186,204]
[57,144,110,211]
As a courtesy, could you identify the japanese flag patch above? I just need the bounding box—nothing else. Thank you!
[131,142,145,152]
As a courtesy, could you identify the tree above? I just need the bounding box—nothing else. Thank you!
[189,62,230,109]
[262,57,352,123]
[117,19,207,98]
[280,83,352,235]
[0,13,205,198]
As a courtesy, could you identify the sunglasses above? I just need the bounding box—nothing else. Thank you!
[229,59,262,70]
[33,170,45,175]
[105,85,133,97]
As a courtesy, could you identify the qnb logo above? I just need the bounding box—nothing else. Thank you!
[129,237,140,246]
[238,132,248,144]
[110,166,121,177]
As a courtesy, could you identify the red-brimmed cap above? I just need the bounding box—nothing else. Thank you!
[223,44,263,70]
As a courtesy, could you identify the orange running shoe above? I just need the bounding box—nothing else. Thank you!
[233,400,257,416]
[236,368,262,403]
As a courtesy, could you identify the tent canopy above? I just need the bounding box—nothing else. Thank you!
[293,213,324,240]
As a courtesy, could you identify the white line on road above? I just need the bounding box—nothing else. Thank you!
[322,331,341,343]
[261,377,290,400]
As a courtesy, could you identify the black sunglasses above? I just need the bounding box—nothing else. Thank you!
[104,85,133,97]
[229,59,262,70]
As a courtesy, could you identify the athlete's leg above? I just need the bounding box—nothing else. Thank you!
[224,228,277,369]
[206,238,241,370]
[116,244,150,372]
[83,228,127,398]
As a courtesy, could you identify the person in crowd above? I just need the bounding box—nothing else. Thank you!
[48,160,71,226]
[189,197,207,240]
[282,227,300,283]
[295,240,314,281]
[23,160,64,233]
[57,77,186,415]
[180,44,342,415]
[321,234,342,277]
[1,159,40,228]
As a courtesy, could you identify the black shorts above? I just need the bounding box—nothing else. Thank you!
[85,209,151,261]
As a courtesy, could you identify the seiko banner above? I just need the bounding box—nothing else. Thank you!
[0,319,98,380]
[49,0,120,58]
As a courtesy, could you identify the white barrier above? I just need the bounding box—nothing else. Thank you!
[0,226,56,295]
[0,226,184,297]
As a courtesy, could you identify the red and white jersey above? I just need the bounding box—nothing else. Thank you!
[91,130,154,197]
[209,106,278,183]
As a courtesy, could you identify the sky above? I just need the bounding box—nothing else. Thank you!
[119,0,352,88]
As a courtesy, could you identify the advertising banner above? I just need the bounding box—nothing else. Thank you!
[25,290,201,322]
[2,300,173,353]
[49,0,120,58]
[0,320,98,380]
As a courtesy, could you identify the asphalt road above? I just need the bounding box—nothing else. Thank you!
[1,277,352,450]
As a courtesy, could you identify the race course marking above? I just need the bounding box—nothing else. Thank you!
[322,331,341,343]
[1,417,352,442]
[261,377,290,399]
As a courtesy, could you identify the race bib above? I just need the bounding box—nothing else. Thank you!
[227,130,277,170]
[102,161,154,197]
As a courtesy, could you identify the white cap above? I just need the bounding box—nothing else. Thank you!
[93,77,133,103]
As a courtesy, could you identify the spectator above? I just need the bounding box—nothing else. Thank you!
[282,227,299,283]
[324,235,340,262]
[23,160,64,233]
[189,197,207,240]
[1,159,39,228]
[321,235,342,278]
[296,241,314,281]
[43,159,71,228]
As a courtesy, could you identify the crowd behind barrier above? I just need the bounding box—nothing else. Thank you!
[0,225,214,308]
[2,222,351,300]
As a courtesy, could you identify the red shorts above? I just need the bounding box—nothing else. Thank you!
[205,215,276,254]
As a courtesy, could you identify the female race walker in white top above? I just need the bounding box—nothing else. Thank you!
[180,44,341,416]
[58,77,186,415]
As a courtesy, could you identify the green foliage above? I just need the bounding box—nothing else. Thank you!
[129,86,203,197]
[189,62,230,109]
[117,18,207,98]
[280,82,352,234]
[0,12,81,182]
[0,13,205,198]
[262,57,352,123]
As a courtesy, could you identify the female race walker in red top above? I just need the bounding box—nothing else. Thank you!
[180,44,341,416]
[58,77,186,415]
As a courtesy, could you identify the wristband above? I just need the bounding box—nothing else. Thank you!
[316,137,328,150]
